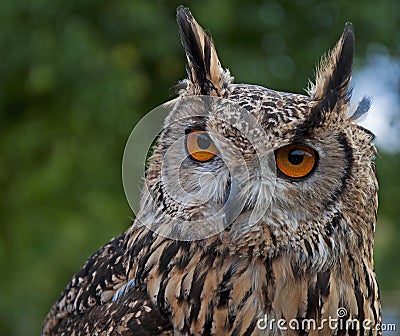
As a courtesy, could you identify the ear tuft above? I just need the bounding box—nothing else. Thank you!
[176,6,233,97]
[310,23,355,113]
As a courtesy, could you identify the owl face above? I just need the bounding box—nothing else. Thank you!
[134,8,376,266]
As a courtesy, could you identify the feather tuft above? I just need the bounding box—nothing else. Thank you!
[176,6,232,96]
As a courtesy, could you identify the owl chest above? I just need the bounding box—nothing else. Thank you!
[144,253,279,335]
[139,244,380,336]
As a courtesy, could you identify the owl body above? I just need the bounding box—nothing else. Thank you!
[42,7,381,336]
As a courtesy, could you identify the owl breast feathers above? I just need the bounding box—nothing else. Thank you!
[42,6,381,336]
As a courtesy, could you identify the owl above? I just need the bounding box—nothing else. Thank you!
[42,6,381,336]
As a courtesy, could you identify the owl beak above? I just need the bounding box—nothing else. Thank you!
[221,154,275,229]
[222,177,244,227]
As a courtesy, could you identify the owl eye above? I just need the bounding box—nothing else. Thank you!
[275,144,317,179]
[185,130,218,162]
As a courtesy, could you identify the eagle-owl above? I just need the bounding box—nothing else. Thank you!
[42,6,381,336]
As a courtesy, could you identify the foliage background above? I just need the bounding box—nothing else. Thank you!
[0,0,399,334]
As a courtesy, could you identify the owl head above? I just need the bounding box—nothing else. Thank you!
[131,7,377,270]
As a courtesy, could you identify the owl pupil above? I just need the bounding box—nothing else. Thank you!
[288,149,304,165]
[197,133,211,150]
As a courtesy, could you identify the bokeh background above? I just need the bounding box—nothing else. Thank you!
[0,0,399,335]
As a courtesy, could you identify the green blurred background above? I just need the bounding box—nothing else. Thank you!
[0,0,399,335]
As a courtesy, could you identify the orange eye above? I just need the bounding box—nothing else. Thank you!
[275,144,317,179]
[186,130,218,162]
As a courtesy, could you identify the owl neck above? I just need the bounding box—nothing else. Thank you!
[127,188,377,279]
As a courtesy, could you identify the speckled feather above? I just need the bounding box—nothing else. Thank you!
[42,6,381,336]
